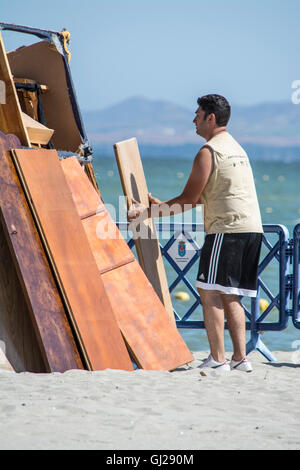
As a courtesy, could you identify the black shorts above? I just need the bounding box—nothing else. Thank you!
[196,233,262,297]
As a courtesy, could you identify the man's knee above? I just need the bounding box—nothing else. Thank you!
[197,288,223,308]
[220,293,242,307]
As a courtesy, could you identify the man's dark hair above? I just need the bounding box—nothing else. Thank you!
[197,94,231,127]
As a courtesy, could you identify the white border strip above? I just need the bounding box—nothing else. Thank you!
[207,234,220,283]
[195,280,257,298]
[211,233,224,284]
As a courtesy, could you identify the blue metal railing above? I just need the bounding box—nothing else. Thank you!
[117,222,298,361]
[292,224,300,328]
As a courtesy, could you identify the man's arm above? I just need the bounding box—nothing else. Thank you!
[128,147,212,221]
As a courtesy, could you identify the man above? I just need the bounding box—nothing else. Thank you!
[128,94,263,372]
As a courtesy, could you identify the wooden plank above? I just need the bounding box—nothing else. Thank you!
[0,32,30,146]
[22,112,54,145]
[114,138,175,322]
[12,148,133,371]
[0,132,83,372]
[61,157,194,370]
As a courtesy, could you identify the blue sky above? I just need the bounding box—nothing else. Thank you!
[1,0,299,111]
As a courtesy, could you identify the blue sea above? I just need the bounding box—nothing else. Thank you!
[91,145,300,356]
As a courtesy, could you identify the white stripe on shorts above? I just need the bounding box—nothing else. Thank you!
[208,234,224,284]
[195,281,257,298]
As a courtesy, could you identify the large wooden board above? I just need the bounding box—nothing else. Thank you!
[61,157,194,370]
[114,138,174,322]
[12,148,133,371]
[0,33,30,146]
[0,132,83,372]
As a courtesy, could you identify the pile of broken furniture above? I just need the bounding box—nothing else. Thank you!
[0,23,193,373]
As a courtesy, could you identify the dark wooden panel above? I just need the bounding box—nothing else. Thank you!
[12,148,133,371]
[62,157,194,370]
[0,223,45,372]
[0,132,83,372]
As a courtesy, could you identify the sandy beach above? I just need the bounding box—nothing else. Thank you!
[0,350,299,450]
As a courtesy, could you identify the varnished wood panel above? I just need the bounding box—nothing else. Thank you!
[12,148,133,371]
[0,132,83,372]
[62,157,194,370]
[114,138,174,322]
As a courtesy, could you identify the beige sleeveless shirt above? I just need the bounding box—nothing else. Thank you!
[200,132,263,234]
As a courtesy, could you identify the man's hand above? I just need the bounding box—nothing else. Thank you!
[127,198,147,222]
[127,193,163,222]
[148,193,162,205]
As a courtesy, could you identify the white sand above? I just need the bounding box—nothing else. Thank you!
[0,350,299,450]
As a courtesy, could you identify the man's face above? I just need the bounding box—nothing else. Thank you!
[193,106,208,137]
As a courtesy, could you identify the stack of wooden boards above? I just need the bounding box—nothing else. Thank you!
[0,132,193,372]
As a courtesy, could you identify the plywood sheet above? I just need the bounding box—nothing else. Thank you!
[61,157,193,370]
[0,132,83,372]
[114,138,174,322]
[12,148,133,371]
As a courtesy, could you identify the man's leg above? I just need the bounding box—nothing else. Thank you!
[220,294,246,362]
[197,288,226,363]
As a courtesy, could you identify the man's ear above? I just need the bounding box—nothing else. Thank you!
[208,113,216,125]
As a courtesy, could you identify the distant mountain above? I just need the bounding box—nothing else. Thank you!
[82,96,300,147]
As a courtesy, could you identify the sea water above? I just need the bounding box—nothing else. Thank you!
[92,149,300,355]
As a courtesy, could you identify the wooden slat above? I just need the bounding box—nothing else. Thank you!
[0,132,83,372]
[12,148,133,371]
[0,32,30,146]
[114,137,175,323]
[62,157,194,370]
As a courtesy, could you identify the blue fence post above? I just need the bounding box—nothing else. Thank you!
[292,224,300,328]
[246,286,277,361]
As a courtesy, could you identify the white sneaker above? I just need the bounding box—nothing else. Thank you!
[199,354,230,371]
[230,357,253,373]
